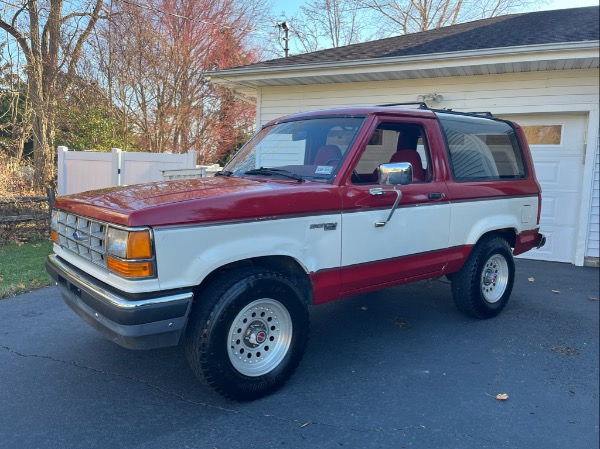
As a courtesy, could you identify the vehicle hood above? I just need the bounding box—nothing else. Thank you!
[54,176,340,227]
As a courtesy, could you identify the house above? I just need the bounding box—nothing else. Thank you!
[209,6,600,266]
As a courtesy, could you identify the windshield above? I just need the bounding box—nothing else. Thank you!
[224,117,365,182]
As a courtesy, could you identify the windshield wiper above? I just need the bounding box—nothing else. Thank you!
[244,167,304,183]
[214,170,234,177]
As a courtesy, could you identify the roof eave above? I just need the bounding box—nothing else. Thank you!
[208,41,599,89]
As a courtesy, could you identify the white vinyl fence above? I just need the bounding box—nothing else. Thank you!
[57,146,197,195]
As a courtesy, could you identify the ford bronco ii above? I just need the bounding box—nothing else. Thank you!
[46,105,545,400]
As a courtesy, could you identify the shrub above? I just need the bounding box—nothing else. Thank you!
[0,153,51,243]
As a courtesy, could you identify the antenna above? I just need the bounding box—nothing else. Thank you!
[279,22,290,57]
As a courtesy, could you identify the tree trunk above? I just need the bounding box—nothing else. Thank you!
[27,0,53,190]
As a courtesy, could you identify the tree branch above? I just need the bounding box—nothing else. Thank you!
[0,16,32,62]
[62,11,110,23]
[66,0,104,78]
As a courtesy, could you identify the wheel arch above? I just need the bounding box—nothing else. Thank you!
[483,228,516,247]
[448,228,517,276]
[464,215,519,248]
[469,228,517,259]
[192,255,314,307]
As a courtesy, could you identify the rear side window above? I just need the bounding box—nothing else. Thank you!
[438,114,526,181]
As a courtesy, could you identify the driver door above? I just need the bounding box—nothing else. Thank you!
[340,118,451,293]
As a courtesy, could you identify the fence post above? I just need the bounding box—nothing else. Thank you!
[187,150,197,168]
[47,187,55,214]
[111,148,122,187]
[57,146,68,195]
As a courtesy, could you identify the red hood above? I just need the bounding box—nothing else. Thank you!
[55,176,341,227]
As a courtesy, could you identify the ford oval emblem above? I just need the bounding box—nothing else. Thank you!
[72,231,82,241]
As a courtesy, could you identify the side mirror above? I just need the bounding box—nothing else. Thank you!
[378,162,413,186]
[374,162,412,228]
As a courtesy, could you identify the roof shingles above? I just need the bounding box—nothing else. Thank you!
[242,7,599,70]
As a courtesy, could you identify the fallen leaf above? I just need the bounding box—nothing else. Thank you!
[587,296,598,302]
[551,290,560,294]
[528,277,535,282]
[392,317,411,329]
[496,393,509,401]
[552,346,579,356]
[17,283,26,289]
[0,276,4,282]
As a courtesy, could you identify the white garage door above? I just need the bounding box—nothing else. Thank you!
[501,113,587,263]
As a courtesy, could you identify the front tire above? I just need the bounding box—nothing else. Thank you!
[451,235,515,319]
[185,267,309,401]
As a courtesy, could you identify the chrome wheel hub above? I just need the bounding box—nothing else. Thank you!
[244,321,268,348]
[483,271,498,286]
[480,254,509,304]
[228,299,292,377]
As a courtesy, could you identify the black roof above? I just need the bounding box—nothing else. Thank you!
[245,6,598,70]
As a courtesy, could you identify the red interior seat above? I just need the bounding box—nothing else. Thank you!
[313,145,342,166]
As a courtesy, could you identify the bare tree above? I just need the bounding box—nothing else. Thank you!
[358,0,541,35]
[0,0,104,191]
[92,0,264,161]
[283,0,374,53]
[0,41,31,160]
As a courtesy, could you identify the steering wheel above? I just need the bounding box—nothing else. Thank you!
[325,158,340,166]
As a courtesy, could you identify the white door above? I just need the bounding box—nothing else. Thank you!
[501,113,587,263]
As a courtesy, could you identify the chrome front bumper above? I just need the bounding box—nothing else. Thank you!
[46,254,193,350]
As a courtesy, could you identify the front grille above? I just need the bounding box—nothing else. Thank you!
[56,211,108,268]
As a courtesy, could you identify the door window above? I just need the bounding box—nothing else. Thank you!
[353,123,432,184]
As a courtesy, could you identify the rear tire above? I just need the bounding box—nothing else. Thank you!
[451,235,515,319]
[185,267,309,401]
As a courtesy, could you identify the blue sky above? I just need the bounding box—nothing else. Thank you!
[271,0,599,17]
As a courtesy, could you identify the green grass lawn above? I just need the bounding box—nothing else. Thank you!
[0,240,54,298]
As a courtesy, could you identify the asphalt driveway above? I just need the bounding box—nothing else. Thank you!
[1,259,598,449]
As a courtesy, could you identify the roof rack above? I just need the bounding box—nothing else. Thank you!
[376,102,429,109]
[375,104,499,120]
[429,108,498,119]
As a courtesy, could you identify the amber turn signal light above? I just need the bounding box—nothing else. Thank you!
[51,230,58,243]
[126,230,152,259]
[107,256,154,278]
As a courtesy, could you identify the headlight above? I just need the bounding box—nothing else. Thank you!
[106,228,153,259]
[106,227,154,278]
[106,228,129,258]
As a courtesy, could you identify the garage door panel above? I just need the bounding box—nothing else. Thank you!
[539,191,580,226]
[533,156,583,190]
[524,227,574,263]
[502,113,586,263]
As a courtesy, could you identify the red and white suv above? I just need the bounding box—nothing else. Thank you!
[46,106,545,400]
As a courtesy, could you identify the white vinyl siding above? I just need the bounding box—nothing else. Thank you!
[257,70,599,125]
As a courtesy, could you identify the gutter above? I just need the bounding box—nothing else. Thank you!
[208,41,599,80]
